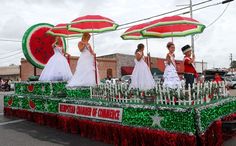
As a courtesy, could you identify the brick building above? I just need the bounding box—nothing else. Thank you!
[0,65,20,81]
[20,56,117,81]
[98,53,207,77]
[20,53,207,81]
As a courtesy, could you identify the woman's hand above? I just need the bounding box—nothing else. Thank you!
[64,52,70,57]
[90,49,96,57]
[87,44,95,56]
[78,41,86,52]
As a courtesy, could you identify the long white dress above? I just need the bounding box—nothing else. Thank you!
[67,45,100,87]
[129,52,155,91]
[39,46,72,81]
[163,54,181,89]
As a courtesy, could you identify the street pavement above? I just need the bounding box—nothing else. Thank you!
[0,90,236,146]
[0,92,111,146]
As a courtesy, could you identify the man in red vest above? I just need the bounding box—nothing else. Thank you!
[182,45,198,89]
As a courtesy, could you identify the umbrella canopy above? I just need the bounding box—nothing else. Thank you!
[47,24,82,38]
[67,15,119,85]
[68,15,119,33]
[141,15,206,38]
[121,23,150,40]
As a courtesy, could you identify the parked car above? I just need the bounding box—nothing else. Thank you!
[100,78,119,84]
[0,80,10,91]
[105,78,119,84]
[153,75,163,84]
[227,77,236,89]
[121,75,132,84]
[203,69,228,81]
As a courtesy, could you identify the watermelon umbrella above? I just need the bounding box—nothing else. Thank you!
[67,15,119,84]
[47,23,82,38]
[121,23,150,40]
[141,15,206,38]
[46,23,82,65]
[121,22,152,68]
[68,15,119,34]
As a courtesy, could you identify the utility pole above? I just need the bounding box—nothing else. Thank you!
[230,53,233,67]
[190,0,195,53]
[230,53,233,74]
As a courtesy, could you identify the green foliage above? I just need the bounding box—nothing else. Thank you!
[230,60,236,68]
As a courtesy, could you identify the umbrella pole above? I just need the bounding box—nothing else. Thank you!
[92,32,98,85]
[145,38,151,69]
[66,38,70,65]
[94,54,98,85]
[66,38,69,52]
[92,32,95,49]
[171,31,174,42]
[145,38,149,55]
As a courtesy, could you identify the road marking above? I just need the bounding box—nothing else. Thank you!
[0,119,25,126]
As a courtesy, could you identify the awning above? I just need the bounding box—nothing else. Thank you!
[121,66,134,75]
[150,68,163,75]
[121,67,163,76]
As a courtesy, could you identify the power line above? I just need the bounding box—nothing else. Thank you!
[206,3,230,28]
[0,49,21,57]
[0,51,23,60]
[0,49,22,56]
[190,2,230,41]
[118,0,213,27]
[0,38,21,42]
[0,0,233,42]
[0,54,24,64]
[90,0,232,37]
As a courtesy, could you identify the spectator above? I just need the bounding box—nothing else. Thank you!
[213,73,222,83]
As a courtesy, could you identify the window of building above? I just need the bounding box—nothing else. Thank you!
[107,68,113,78]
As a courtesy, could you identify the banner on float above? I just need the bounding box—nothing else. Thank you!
[59,103,123,122]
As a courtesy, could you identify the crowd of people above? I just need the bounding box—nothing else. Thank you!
[0,78,11,91]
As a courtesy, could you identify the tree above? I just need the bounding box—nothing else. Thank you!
[230,60,236,68]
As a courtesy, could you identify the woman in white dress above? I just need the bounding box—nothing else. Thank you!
[130,43,155,91]
[67,32,99,87]
[163,42,181,89]
[39,37,72,81]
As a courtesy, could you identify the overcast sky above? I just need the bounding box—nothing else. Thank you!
[0,0,235,68]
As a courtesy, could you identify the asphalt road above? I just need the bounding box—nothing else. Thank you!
[0,92,111,146]
[0,90,236,146]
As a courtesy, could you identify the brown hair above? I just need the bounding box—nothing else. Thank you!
[82,32,91,41]
[135,43,144,54]
[166,42,174,49]
[54,36,62,46]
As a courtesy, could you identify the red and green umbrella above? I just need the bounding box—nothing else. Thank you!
[121,23,150,40]
[141,15,206,38]
[47,23,82,38]
[121,23,152,68]
[68,15,119,85]
[67,15,119,33]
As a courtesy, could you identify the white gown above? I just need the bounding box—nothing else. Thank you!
[39,46,72,81]
[163,54,181,89]
[130,52,155,91]
[67,45,100,87]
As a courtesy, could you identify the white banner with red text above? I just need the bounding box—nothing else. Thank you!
[59,103,123,122]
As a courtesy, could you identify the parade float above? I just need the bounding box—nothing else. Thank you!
[4,18,236,146]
